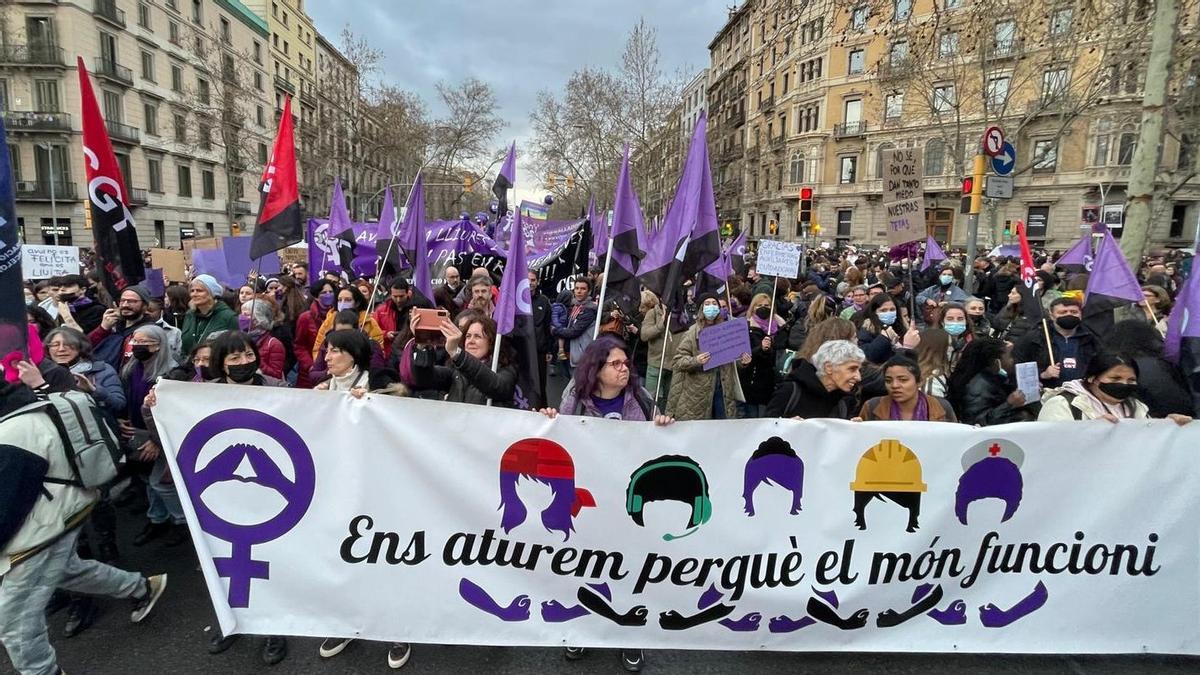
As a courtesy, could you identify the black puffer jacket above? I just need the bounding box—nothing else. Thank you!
[992,305,1035,343]
[738,326,777,405]
[765,359,855,419]
[1132,356,1193,418]
[954,371,1037,426]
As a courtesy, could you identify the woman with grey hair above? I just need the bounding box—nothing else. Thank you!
[44,326,126,416]
[117,324,185,547]
[767,338,864,419]
[240,298,286,379]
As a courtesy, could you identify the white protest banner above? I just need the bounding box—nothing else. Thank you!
[21,244,80,279]
[154,381,1200,654]
[755,239,803,278]
[697,318,752,371]
[882,149,925,247]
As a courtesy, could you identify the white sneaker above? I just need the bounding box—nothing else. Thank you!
[130,574,167,623]
[387,642,411,669]
[318,637,353,658]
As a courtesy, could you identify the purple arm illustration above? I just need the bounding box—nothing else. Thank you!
[458,578,530,622]
[980,581,1049,628]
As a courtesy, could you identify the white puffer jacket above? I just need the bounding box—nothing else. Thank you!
[0,412,98,575]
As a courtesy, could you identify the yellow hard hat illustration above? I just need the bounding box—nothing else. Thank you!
[850,439,927,493]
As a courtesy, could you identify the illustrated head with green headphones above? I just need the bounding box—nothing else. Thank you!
[625,455,712,541]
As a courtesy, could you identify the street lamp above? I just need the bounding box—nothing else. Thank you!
[37,142,59,245]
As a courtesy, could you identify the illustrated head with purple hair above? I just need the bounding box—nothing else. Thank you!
[498,438,595,541]
[743,437,804,517]
[955,439,1024,525]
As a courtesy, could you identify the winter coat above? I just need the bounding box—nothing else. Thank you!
[1,411,97,575]
[551,299,597,366]
[666,320,744,420]
[640,304,678,373]
[856,327,894,364]
[916,282,969,307]
[956,371,1036,426]
[765,358,856,419]
[70,359,126,415]
[255,332,287,380]
[87,316,154,371]
[372,300,412,354]
[738,325,777,405]
[857,395,958,422]
[313,309,385,359]
[1011,321,1097,388]
[992,304,1035,343]
[559,383,655,421]
[1130,356,1194,418]
[1038,387,1149,421]
[293,303,325,389]
[411,348,517,407]
[531,293,555,355]
[180,301,239,355]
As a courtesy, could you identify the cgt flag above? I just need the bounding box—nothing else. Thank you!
[78,57,144,299]
[494,210,543,409]
[1014,220,1044,321]
[250,96,302,259]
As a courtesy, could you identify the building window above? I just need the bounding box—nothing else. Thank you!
[177,164,192,196]
[1032,139,1057,172]
[837,210,853,237]
[153,220,165,246]
[848,48,865,74]
[1179,134,1195,171]
[986,75,1011,110]
[885,92,904,121]
[173,112,186,142]
[171,65,183,92]
[256,105,265,127]
[198,122,211,150]
[169,21,179,45]
[924,138,946,176]
[889,40,909,65]
[944,0,962,8]
[994,19,1016,51]
[894,0,911,21]
[143,103,158,136]
[258,142,268,164]
[875,143,894,179]
[33,79,59,112]
[138,2,152,29]
[220,17,231,43]
[1050,8,1073,37]
[939,31,958,58]
[1117,132,1137,165]
[933,84,956,113]
[197,78,210,105]
[790,152,805,184]
[253,41,263,64]
[191,0,202,24]
[148,157,163,192]
[1042,67,1068,102]
[851,5,868,30]
[6,143,19,181]
[140,51,155,82]
[839,156,857,184]
[201,168,215,199]
[102,90,123,122]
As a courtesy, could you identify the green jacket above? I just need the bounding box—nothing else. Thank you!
[665,320,744,421]
[180,301,240,354]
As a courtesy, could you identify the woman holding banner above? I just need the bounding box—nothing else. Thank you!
[666,293,749,421]
[1038,352,1192,425]
[856,355,958,422]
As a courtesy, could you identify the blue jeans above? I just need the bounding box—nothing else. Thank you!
[147,455,185,525]
[0,526,144,675]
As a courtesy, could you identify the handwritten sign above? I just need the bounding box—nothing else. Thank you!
[21,244,80,280]
[697,317,752,371]
[277,246,307,268]
[755,239,803,278]
[150,248,186,283]
[882,148,925,247]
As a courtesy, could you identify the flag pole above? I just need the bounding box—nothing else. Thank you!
[652,312,671,417]
[592,234,616,339]
[487,336,502,407]
[366,157,436,322]
[1041,317,1056,366]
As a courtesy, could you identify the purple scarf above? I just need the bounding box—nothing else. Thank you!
[750,313,781,336]
[889,392,930,421]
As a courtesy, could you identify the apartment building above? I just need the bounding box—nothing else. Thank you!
[2,0,274,248]
[726,0,1199,249]
[707,3,752,232]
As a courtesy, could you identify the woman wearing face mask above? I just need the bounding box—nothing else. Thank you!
[239,299,286,379]
[853,293,912,364]
[312,285,384,359]
[937,303,974,370]
[964,297,992,339]
[666,293,750,420]
[916,265,968,326]
[294,280,339,389]
[1038,352,1192,425]
[856,355,957,422]
[738,293,782,418]
[947,337,1036,427]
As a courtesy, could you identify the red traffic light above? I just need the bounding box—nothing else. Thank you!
[961,177,974,195]
[800,187,813,200]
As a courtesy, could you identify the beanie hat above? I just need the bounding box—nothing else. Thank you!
[850,439,927,493]
[955,439,1024,525]
[192,274,222,297]
[122,284,152,305]
[696,291,720,307]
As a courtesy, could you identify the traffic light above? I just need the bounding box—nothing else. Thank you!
[811,223,821,235]
[463,175,474,191]
[721,222,733,237]
[1003,220,1012,236]
[798,186,813,235]
[960,177,974,214]
[230,223,241,236]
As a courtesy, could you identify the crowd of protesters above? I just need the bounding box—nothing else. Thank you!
[3,237,1198,674]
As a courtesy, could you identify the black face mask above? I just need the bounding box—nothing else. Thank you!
[131,346,156,362]
[196,365,215,381]
[226,362,259,383]
[1054,315,1082,330]
[754,307,771,319]
[1097,382,1137,401]
[59,293,78,303]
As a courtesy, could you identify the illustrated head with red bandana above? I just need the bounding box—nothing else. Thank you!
[498,438,595,541]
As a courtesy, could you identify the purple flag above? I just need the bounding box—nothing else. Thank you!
[375,187,396,241]
[191,248,236,290]
[372,187,403,275]
[144,268,166,299]
[405,174,434,301]
[728,230,748,277]
[920,235,947,272]
[222,235,281,279]
[642,110,720,308]
[605,146,648,306]
[588,196,606,262]
[1057,234,1093,271]
[1164,267,1200,362]
[328,178,356,276]
[1085,231,1142,304]
[493,142,516,222]
[495,210,529,336]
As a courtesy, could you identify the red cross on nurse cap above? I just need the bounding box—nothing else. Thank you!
[960,439,1025,471]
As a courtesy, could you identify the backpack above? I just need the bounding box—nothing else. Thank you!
[0,390,124,489]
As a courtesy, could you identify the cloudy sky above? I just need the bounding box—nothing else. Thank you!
[306,0,733,201]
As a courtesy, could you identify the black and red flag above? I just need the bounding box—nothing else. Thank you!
[250,96,302,259]
[78,57,144,300]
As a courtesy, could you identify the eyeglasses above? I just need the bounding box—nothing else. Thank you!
[604,359,630,371]
[117,298,142,305]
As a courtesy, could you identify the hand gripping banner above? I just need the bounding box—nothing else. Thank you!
[154,381,1200,654]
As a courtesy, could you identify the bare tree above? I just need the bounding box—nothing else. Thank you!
[427,77,505,216]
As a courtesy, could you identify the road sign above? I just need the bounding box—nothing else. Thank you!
[986,175,1014,199]
[991,141,1016,175]
[983,126,1005,156]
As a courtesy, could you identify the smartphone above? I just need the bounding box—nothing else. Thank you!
[412,308,449,332]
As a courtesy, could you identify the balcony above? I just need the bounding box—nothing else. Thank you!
[15,180,77,201]
[758,95,775,112]
[746,143,760,159]
[104,119,141,144]
[878,57,916,81]
[1026,95,1076,117]
[717,144,744,163]
[834,121,868,139]
[987,41,1020,60]
[94,0,127,28]
[2,110,71,132]
[232,200,252,215]
[0,43,66,67]
[93,58,133,86]
[129,187,149,205]
[770,134,786,149]
[300,87,317,106]
[274,76,297,96]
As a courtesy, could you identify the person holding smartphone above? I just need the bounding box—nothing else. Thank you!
[406,312,516,406]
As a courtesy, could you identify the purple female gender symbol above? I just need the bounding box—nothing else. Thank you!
[177,409,315,608]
